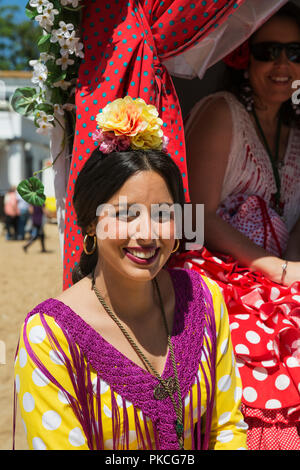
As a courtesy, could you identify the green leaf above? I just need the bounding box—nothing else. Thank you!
[36,103,54,114]
[38,36,51,53]
[17,177,46,207]
[38,34,51,47]
[25,8,36,19]
[11,87,38,116]
[15,87,36,99]
[50,87,64,105]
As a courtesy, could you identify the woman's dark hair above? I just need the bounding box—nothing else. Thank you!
[222,1,300,127]
[72,148,185,284]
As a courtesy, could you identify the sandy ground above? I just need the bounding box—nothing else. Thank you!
[0,222,63,450]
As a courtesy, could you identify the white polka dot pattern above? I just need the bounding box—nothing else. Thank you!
[14,280,247,450]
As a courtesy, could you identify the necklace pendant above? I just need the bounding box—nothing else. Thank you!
[175,420,184,437]
[153,377,176,400]
[175,420,184,449]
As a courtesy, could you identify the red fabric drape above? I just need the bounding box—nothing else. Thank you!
[63,0,245,289]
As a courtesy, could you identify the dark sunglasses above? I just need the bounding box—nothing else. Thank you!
[250,42,300,63]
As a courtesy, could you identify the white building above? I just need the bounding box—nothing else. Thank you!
[0,71,55,217]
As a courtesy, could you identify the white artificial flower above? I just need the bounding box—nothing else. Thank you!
[58,21,74,35]
[31,62,48,88]
[35,11,54,30]
[43,2,59,22]
[54,104,65,115]
[65,31,79,51]
[29,0,49,13]
[39,52,55,63]
[50,29,66,44]
[29,59,39,67]
[31,61,48,76]
[36,121,53,135]
[74,41,84,58]
[59,38,70,56]
[60,0,80,8]
[53,79,72,90]
[56,55,74,70]
[36,111,54,125]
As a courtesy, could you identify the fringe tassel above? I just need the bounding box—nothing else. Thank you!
[96,375,104,449]
[195,372,202,450]
[111,390,121,449]
[134,407,146,450]
[189,387,195,450]
[142,412,154,450]
[121,397,129,450]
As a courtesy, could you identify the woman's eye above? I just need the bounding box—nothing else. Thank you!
[116,210,140,220]
[152,211,174,222]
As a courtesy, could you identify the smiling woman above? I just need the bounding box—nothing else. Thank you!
[72,149,182,285]
[13,97,248,451]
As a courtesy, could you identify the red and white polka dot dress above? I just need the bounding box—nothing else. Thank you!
[170,92,300,450]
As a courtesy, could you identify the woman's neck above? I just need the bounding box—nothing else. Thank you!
[253,98,282,127]
[92,263,158,323]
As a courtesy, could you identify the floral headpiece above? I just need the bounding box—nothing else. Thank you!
[223,40,250,70]
[92,96,169,154]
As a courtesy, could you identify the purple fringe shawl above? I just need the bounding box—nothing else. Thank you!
[13,268,217,450]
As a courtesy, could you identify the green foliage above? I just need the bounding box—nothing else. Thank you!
[0,1,40,70]
[10,87,38,116]
[17,177,46,207]
[9,0,84,204]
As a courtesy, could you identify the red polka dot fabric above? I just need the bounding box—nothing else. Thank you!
[217,194,289,257]
[169,248,300,449]
[63,0,245,289]
[241,406,300,450]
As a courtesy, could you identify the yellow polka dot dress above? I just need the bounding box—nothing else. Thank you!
[14,269,247,450]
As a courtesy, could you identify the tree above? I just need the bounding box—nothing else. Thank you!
[0,0,39,70]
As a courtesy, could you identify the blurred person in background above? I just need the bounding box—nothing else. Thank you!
[16,192,30,240]
[4,187,19,240]
[23,205,47,253]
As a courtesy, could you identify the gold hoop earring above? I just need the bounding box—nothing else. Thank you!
[83,234,97,255]
[171,239,180,254]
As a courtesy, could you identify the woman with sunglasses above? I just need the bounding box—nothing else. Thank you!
[170,2,300,450]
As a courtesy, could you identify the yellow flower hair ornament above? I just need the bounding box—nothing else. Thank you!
[92,96,169,153]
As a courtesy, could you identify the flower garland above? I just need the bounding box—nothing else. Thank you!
[12,0,84,136]
[11,0,84,206]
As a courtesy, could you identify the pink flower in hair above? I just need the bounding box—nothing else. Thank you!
[116,135,131,151]
[99,140,117,154]
[162,135,169,152]
[92,128,104,143]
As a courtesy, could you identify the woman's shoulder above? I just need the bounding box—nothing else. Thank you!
[55,275,92,309]
[167,267,225,310]
[191,91,240,119]
[186,91,237,144]
[167,267,222,298]
[20,278,91,338]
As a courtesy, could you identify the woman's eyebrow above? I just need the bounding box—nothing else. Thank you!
[112,201,174,207]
